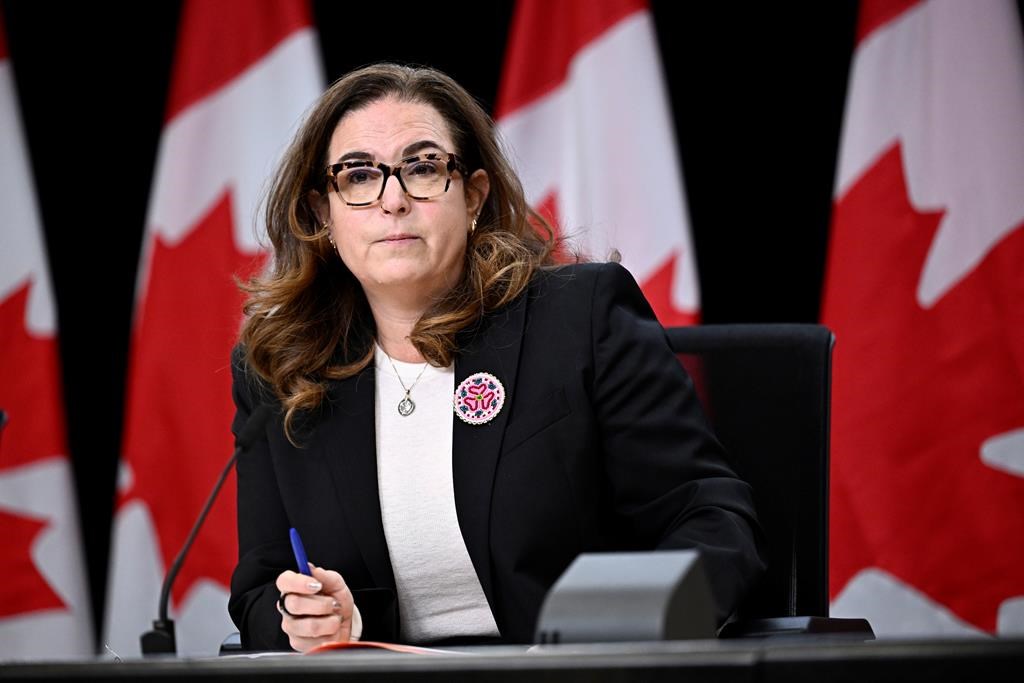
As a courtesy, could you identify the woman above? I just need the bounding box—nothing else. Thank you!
[229,63,764,651]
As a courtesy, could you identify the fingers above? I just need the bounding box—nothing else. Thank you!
[284,612,346,640]
[274,566,354,652]
[280,602,351,652]
[275,569,323,596]
[308,564,355,641]
[309,564,349,599]
[278,591,339,617]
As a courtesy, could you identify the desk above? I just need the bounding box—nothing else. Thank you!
[2,638,1022,682]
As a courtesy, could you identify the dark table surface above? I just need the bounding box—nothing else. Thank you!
[2,637,1023,682]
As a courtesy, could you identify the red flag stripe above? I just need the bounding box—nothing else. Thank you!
[165,0,312,122]
[855,0,922,45]
[0,10,9,60]
[494,0,647,117]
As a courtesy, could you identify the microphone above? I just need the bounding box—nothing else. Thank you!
[141,404,274,656]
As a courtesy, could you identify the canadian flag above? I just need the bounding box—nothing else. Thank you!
[496,0,699,325]
[823,0,1024,636]
[0,12,93,659]
[103,0,322,657]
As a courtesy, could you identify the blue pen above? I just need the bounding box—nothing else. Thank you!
[289,527,312,576]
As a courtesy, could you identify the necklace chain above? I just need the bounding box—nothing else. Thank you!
[381,348,429,417]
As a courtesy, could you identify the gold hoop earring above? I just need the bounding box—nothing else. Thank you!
[469,217,478,235]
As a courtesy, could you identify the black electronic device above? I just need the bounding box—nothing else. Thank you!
[534,550,716,644]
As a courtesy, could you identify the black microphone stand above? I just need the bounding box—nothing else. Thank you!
[141,405,272,656]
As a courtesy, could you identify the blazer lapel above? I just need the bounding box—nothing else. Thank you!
[452,292,528,605]
[316,364,396,592]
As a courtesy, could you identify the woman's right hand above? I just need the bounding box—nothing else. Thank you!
[275,564,358,652]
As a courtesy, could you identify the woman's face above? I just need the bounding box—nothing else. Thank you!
[324,97,488,305]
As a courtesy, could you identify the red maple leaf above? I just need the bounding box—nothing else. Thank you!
[640,253,700,328]
[0,508,64,617]
[0,283,67,468]
[824,144,1024,631]
[120,193,266,606]
[0,281,69,615]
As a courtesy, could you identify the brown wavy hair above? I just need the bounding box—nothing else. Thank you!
[240,63,555,440]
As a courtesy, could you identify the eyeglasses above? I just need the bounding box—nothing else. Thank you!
[325,151,469,207]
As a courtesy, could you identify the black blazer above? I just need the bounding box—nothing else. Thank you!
[229,262,765,649]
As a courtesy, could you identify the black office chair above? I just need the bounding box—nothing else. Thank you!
[664,323,872,638]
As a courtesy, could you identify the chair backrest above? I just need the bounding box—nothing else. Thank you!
[664,324,834,620]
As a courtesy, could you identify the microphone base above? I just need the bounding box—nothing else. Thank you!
[141,619,176,656]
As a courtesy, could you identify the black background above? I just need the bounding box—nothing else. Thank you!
[8,0,997,644]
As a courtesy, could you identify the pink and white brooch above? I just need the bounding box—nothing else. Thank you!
[454,372,505,425]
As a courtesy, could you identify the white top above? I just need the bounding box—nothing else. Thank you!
[373,345,500,643]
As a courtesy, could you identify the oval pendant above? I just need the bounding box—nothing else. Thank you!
[397,396,415,417]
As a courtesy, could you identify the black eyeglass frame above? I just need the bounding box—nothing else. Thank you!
[325,152,470,207]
